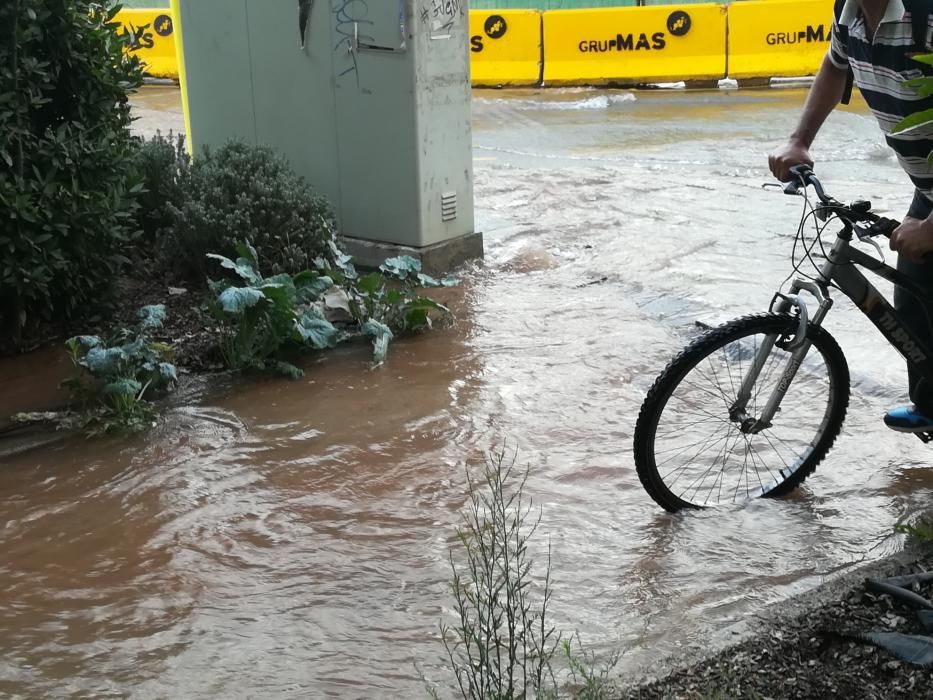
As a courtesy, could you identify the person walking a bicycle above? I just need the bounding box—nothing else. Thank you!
[770,0,933,432]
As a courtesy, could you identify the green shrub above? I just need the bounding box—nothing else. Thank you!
[169,142,339,281]
[350,256,455,364]
[133,131,189,247]
[208,243,453,374]
[207,241,339,377]
[0,0,144,341]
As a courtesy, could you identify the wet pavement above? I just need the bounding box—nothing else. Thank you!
[2,85,933,698]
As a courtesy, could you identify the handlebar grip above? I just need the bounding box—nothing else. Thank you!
[870,217,900,237]
[788,164,814,182]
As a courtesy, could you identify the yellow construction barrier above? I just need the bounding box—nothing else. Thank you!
[117,3,836,87]
[543,5,727,85]
[469,10,542,86]
[115,9,178,78]
[728,0,834,78]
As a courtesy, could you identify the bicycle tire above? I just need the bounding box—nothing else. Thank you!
[634,313,850,512]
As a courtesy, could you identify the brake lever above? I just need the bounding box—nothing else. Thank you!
[854,225,886,259]
[761,181,803,196]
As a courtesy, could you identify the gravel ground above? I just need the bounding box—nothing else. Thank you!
[621,545,933,699]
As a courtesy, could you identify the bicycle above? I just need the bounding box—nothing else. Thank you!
[633,165,933,513]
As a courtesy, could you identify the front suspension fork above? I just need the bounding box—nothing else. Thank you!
[731,281,833,433]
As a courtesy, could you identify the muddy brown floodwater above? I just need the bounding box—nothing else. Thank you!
[3,86,933,698]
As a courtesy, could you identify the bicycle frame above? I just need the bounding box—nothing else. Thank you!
[733,226,933,433]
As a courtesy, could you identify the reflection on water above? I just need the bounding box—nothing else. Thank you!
[1,88,931,697]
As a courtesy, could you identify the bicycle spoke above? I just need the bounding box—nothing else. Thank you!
[653,415,726,441]
[699,358,738,413]
[680,426,741,503]
[746,436,778,491]
[661,425,732,486]
[678,374,737,413]
[759,430,793,473]
[663,399,731,424]
[658,424,732,474]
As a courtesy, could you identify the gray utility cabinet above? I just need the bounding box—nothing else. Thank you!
[175,0,478,263]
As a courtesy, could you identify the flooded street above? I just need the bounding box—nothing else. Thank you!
[4,86,933,697]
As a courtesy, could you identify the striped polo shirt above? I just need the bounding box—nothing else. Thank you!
[830,0,933,193]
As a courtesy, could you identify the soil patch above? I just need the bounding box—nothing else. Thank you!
[2,271,221,373]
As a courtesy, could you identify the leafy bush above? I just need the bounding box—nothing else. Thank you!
[169,142,339,281]
[208,242,340,377]
[209,244,453,373]
[133,131,189,246]
[0,0,144,340]
[62,305,178,435]
[350,256,454,364]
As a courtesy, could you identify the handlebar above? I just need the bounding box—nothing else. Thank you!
[776,164,901,239]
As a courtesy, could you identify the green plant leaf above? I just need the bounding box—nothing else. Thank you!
[150,342,174,359]
[293,271,334,303]
[405,307,431,330]
[417,273,442,287]
[258,288,293,319]
[904,76,933,97]
[138,304,166,330]
[273,361,304,379]
[380,256,422,280]
[67,335,101,353]
[84,346,127,375]
[327,241,357,278]
[893,108,933,133]
[262,273,295,288]
[235,240,260,267]
[384,289,405,305]
[357,271,384,295]
[409,296,450,313]
[362,319,394,365]
[159,362,178,383]
[295,311,339,349]
[911,53,933,66]
[207,253,261,285]
[208,278,230,297]
[218,286,266,313]
[399,297,445,330]
[103,378,142,396]
[414,273,457,288]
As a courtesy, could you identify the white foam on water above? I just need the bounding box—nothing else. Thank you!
[474,92,637,111]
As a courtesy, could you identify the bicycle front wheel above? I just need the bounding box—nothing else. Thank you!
[634,313,849,512]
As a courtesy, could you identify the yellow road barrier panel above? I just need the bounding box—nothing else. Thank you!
[469,10,542,86]
[727,0,834,79]
[114,9,178,79]
[543,5,727,85]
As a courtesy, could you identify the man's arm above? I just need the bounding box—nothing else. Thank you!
[768,54,850,181]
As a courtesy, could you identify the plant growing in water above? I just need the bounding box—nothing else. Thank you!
[61,305,178,435]
[347,256,455,364]
[436,451,560,699]
[207,241,340,377]
[209,243,454,373]
[895,517,933,543]
[426,450,619,700]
